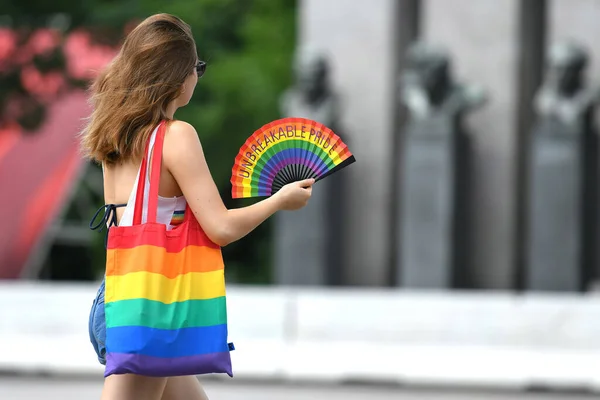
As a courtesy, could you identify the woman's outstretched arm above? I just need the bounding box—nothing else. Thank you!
[163,120,313,246]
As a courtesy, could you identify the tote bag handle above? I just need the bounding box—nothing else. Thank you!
[132,120,166,225]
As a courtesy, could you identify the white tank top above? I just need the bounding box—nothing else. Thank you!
[119,124,187,230]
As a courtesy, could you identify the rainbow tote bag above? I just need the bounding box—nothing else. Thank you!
[103,120,233,377]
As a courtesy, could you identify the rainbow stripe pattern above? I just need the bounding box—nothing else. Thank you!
[170,209,185,226]
[230,117,355,198]
[104,121,233,378]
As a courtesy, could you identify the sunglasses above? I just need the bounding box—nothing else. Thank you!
[195,60,207,78]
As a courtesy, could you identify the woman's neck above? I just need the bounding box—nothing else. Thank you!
[165,102,178,119]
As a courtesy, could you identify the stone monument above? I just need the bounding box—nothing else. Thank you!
[525,41,600,291]
[396,42,486,288]
[273,46,347,286]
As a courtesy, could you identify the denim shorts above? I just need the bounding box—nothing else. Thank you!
[88,279,107,365]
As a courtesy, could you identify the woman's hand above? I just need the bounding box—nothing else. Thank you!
[272,179,315,211]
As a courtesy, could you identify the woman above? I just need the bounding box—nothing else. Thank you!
[81,13,314,400]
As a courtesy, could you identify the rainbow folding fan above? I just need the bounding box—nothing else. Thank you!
[231,117,356,198]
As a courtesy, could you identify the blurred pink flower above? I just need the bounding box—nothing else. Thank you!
[20,65,41,90]
[39,71,65,97]
[27,28,61,57]
[0,28,17,70]
[20,65,65,100]
[0,28,16,59]
[63,30,90,56]
[63,30,117,80]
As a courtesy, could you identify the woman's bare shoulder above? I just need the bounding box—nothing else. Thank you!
[166,120,198,139]
[163,120,206,167]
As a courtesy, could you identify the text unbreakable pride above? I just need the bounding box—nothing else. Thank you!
[237,124,337,178]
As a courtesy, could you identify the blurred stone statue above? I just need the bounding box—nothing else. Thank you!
[534,41,600,128]
[397,41,486,289]
[274,46,346,286]
[400,41,486,121]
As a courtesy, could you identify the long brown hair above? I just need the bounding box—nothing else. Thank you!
[80,13,197,164]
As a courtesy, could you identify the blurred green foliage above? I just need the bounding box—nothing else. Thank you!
[4,0,297,283]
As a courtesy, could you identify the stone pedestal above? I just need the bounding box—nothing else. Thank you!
[398,116,472,288]
[525,118,598,291]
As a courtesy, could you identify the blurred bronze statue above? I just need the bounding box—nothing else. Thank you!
[275,46,346,286]
[526,40,600,292]
[280,46,341,130]
[397,41,486,289]
[400,41,486,121]
[534,41,600,126]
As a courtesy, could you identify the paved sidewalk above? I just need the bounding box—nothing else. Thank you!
[0,377,596,400]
